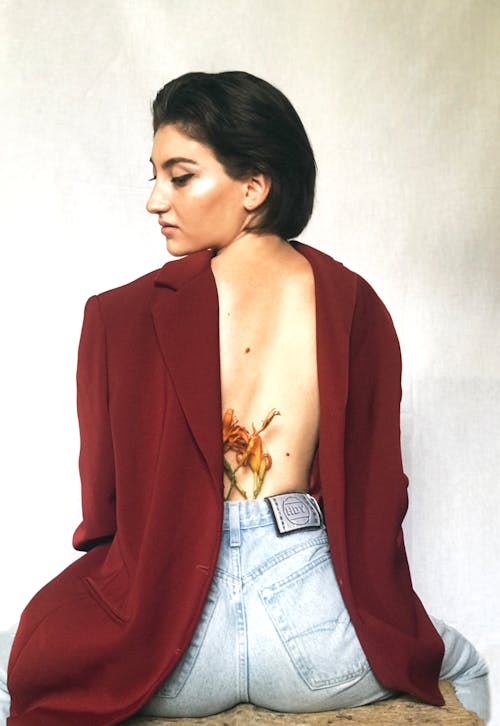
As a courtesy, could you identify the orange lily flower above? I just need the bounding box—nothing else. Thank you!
[222,408,280,500]
[222,408,249,456]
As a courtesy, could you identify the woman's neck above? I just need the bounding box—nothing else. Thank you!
[210,232,293,279]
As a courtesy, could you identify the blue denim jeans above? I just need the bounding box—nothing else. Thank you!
[0,500,490,723]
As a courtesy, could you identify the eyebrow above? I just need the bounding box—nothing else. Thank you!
[149,156,199,170]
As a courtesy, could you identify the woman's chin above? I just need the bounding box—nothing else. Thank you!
[166,238,210,257]
[166,239,190,257]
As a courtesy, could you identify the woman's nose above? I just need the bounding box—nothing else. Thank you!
[146,182,171,214]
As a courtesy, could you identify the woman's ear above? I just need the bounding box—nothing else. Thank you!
[243,174,271,211]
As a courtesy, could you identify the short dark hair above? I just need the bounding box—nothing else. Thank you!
[152,71,316,240]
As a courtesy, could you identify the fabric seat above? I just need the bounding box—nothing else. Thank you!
[121,681,484,725]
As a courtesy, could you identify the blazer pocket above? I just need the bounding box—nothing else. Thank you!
[83,566,131,624]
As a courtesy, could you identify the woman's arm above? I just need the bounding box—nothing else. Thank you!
[72,295,116,552]
[344,275,413,617]
[341,275,444,702]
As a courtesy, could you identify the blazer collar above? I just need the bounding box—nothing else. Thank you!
[150,243,352,503]
[152,242,315,289]
[153,249,215,291]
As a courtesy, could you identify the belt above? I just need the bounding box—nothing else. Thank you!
[266,491,323,535]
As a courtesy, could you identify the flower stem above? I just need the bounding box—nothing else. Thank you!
[224,458,247,500]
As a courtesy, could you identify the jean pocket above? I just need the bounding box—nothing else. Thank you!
[259,553,370,690]
[155,579,221,699]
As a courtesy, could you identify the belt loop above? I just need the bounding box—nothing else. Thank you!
[229,503,241,547]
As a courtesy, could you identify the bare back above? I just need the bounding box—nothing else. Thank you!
[212,240,320,500]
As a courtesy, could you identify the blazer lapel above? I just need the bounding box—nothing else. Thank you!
[151,250,223,493]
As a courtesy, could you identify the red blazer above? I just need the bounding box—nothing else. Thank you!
[7,242,444,725]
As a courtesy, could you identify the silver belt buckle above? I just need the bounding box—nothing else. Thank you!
[267,492,323,535]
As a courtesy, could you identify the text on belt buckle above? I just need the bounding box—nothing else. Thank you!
[267,492,323,535]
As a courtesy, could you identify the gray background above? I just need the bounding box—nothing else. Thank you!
[1,0,499,720]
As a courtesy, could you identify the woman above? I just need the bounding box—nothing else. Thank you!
[0,71,490,724]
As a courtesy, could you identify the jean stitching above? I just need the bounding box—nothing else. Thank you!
[242,532,329,585]
[258,554,370,689]
[155,583,221,699]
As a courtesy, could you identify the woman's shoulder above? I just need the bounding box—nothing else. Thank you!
[87,251,208,310]
[80,269,160,326]
[293,240,360,285]
[96,267,161,302]
[293,241,376,302]
[295,242,397,336]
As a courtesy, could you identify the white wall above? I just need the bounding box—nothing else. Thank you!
[1,0,499,720]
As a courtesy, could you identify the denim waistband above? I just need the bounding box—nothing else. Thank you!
[222,499,276,531]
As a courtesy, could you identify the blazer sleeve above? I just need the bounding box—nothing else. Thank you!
[344,275,415,621]
[340,275,444,703]
[72,295,116,552]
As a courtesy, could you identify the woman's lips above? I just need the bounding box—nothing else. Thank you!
[161,225,178,235]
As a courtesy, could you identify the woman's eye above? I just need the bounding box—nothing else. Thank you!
[171,173,194,186]
[148,177,156,182]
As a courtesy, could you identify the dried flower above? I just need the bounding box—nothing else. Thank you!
[222,408,280,500]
